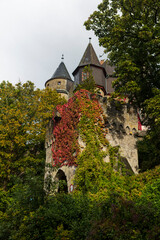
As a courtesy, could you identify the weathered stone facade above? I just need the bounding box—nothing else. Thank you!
[45,95,143,192]
[100,97,141,174]
[45,78,69,100]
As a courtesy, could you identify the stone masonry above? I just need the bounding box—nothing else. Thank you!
[45,95,143,192]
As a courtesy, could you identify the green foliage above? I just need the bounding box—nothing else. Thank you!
[85,0,160,107]
[138,178,160,213]
[0,81,160,239]
[0,80,66,239]
[53,89,125,194]
[138,131,160,171]
[74,91,108,192]
[1,168,160,240]
[74,66,96,94]
[0,165,45,239]
[138,89,160,170]
[0,81,66,190]
[0,193,92,240]
[85,0,160,169]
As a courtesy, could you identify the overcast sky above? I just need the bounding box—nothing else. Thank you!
[0,0,106,89]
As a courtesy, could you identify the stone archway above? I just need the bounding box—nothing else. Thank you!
[55,169,68,193]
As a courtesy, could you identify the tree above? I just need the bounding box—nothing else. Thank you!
[74,65,96,94]
[85,0,160,108]
[0,81,66,191]
[0,81,66,239]
[85,0,160,169]
[1,82,160,239]
[137,89,160,171]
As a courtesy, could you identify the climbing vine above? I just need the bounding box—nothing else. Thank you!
[52,89,108,168]
[52,89,125,192]
[52,95,80,167]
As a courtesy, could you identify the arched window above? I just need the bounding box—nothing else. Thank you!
[126,126,130,134]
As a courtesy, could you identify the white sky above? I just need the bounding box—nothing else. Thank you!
[0,0,106,89]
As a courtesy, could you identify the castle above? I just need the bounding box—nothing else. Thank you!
[45,40,145,193]
[45,40,116,100]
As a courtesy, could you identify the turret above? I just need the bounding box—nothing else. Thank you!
[72,39,107,96]
[45,60,73,100]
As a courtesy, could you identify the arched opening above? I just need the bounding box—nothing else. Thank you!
[55,170,68,193]
[132,128,137,134]
[126,126,130,134]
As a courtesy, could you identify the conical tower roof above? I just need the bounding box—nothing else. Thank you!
[78,43,101,67]
[51,61,72,81]
[72,42,106,77]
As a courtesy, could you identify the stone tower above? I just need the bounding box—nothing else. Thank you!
[45,61,73,100]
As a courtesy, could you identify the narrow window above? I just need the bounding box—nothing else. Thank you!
[82,72,89,81]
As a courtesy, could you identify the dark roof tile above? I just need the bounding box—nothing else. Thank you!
[51,62,72,81]
[102,60,116,76]
[78,43,101,67]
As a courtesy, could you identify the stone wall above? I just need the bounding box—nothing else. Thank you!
[46,78,67,90]
[45,95,143,192]
[46,78,69,100]
[100,97,140,173]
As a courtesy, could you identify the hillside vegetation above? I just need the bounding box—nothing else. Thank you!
[1,0,160,238]
[0,81,160,240]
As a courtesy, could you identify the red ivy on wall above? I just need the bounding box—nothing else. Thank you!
[52,89,103,167]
